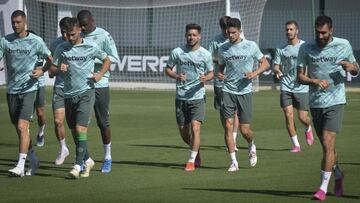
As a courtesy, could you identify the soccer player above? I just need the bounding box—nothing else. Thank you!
[209,16,240,151]
[0,10,52,177]
[49,17,71,165]
[273,20,313,153]
[297,15,358,200]
[51,17,111,179]
[218,18,270,172]
[165,23,214,172]
[77,10,119,173]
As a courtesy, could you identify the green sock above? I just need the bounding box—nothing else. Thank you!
[75,132,88,165]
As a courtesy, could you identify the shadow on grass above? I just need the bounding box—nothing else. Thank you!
[340,162,360,166]
[0,158,71,178]
[112,160,224,170]
[128,144,289,152]
[183,188,360,200]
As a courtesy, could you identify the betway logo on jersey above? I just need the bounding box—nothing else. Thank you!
[7,48,30,55]
[65,56,87,61]
[225,55,247,61]
[311,56,337,63]
[110,55,169,72]
[179,60,202,68]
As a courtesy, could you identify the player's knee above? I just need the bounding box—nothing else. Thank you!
[54,119,64,128]
[17,123,28,134]
[239,125,250,136]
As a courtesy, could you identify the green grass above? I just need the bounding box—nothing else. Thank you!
[0,88,359,202]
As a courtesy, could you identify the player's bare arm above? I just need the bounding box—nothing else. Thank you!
[31,56,53,79]
[165,66,186,81]
[297,66,329,89]
[273,64,283,79]
[245,56,270,79]
[339,60,359,76]
[199,70,214,83]
[217,64,226,81]
[92,56,111,82]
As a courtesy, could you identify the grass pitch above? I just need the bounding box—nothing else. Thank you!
[0,88,359,202]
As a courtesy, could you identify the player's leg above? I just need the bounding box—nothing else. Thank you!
[7,92,38,176]
[294,92,313,145]
[94,87,112,173]
[281,91,300,152]
[312,105,344,200]
[184,99,204,171]
[53,87,69,165]
[233,113,239,151]
[237,93,257,167]
[35,87,46,147]
[176,99,191,145]
[65,97,81,178]
[77,89,95,178]
[222,92,238,172]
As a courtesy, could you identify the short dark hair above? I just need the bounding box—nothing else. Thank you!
[226,18,241,29]
[59,16,71,29]
[65,17,80,31]
[315,15,332,28]
[185,23,201,33]
[285,20,299,29]
[11,10,26,19]
[219,16,231,30]
[77,10,93,21]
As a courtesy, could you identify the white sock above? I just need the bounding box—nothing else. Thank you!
[230,152,237,163]
[232,132,237,143]
[291,135,300,147]
[319,170,332,193]
[188,150,198,163]
[60,138,67,151]
[248,141,255,152]
[103,143,112,160]
[38,124,45,137]
[16,153,27,169]
[333,164,342,180]
[28,149,38,162]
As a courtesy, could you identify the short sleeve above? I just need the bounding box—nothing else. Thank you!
[273,48,281,65]
[252,42,264,61]
[166,49,177,68]
[297,44,307,68]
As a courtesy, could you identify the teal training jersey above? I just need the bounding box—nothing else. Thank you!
[208,33,228,87]
[0,32,51,94]
[274,40,308,93]
[167,45,213,100]
[218,39,263,95]
[82,27,119,88]
[50,37,66,88]
[52,38,108,98]
[297,37,356,108]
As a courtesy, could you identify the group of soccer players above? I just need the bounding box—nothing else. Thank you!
[0,10,118,179]
[165,15,358,201]
[0,8,358,201]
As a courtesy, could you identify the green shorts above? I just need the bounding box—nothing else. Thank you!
[65,89,95,129]
[310,104,344,133]
[222,92,252,124]
[35,86,46,107]
[176,98,205,126]
[7,91,37,124]
[94,87,110,130]
[280,91,309,110]
[213,86,223,110]
[52,87,65,110]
